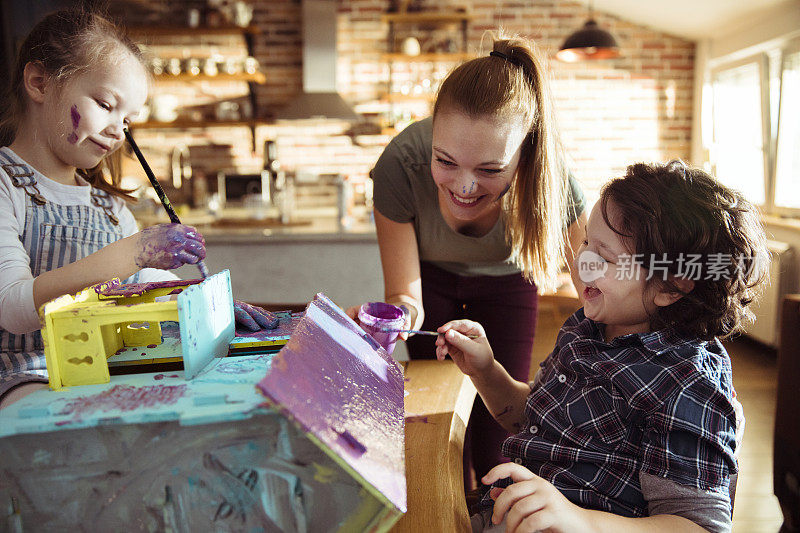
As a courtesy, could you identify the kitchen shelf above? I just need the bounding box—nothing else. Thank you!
[128,25,260,37]
[381,93,435,103]
[129,23,264,151]
[382,10,471,129]
[130,118,270,130]
[153,72,266,83]
[381,13,472,24]
[381,52,473,62]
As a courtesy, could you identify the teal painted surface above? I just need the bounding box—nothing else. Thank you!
[0,292,406,530]
[178,270,235,379]
[0,353,274,437]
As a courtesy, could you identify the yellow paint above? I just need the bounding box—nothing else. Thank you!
[40,279,195,390]
[312,462,336,483]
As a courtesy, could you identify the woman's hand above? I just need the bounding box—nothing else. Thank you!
[234,300,279,331]
[345,302,413,340]
[483,463,590,533]
[435,319,494,376]
[134,223,206,270]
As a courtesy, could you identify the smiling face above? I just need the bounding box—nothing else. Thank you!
[431,110,528,232]
[43,51,148,171]
[575,200,662,340]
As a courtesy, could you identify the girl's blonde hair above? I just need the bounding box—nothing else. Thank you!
[433,35,570,290]
[0,8,147,200]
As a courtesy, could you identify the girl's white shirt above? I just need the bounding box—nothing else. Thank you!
[0,147,176,334]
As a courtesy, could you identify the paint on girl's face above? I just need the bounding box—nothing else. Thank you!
[67,105,80,144]
[469,181,476,194]
[70,105,81,129]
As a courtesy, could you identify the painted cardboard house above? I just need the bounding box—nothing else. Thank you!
[0,278,406,531]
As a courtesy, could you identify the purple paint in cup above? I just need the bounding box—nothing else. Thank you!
[358,302,405,354]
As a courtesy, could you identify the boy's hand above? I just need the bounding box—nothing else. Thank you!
[483,463,590,533]
[435,319,494,376]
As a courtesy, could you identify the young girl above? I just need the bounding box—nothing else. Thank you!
[436,161,767,532]
[0,9,274,405]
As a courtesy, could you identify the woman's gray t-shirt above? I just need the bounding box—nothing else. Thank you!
[371,117,586,277]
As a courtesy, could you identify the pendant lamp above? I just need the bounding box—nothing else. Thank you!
[556,2,620,62]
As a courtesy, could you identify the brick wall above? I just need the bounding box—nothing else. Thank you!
[114,0,694,208]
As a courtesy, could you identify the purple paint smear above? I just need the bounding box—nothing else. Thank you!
[100,278,202,298]
[257,293,406,512]
[58,384,186,418]
[70,104,81,129]
[66,105,80,144]
[134,224,207,271]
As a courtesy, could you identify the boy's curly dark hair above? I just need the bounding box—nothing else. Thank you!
[600,160,770,340]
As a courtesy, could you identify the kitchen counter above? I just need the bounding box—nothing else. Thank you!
[134,206,377,243]
[160,207,383,321]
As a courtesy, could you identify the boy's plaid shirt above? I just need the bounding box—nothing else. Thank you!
[495,309,738,517]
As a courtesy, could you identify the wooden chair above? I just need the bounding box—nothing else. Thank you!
[774,294,800,532]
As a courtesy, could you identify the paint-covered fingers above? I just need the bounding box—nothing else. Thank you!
[135,223,207,270]
[233,300,279,331]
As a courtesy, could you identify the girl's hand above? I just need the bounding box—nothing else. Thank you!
[434,319,494,376]
[135,224,206,270]
[234,301,279,331]
[483,463,590,533]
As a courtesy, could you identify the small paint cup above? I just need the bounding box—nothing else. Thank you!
[358,302,405,354]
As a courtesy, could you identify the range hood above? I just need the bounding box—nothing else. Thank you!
[276,0,359,121]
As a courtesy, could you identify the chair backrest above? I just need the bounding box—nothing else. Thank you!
[774,294,800,531]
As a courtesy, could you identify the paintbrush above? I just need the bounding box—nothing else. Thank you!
[380,328,479,339]
[124,128,209,278]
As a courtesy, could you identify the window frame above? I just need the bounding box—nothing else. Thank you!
[707,36,800,220]
[772,39,800,218]
[709,53,771,209]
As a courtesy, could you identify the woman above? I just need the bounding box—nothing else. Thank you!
[351,35,587,487]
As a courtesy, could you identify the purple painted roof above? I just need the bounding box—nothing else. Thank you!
[257,293,406,512]
[100,279,203,298]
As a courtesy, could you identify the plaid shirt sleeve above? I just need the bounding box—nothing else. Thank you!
[640,363,738,492]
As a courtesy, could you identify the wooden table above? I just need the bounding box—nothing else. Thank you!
[393,360,477,532]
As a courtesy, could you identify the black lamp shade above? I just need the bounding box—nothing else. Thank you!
[556,19,620,62]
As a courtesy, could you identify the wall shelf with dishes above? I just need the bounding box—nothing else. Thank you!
[127,23,265,149]
[380,11,473,133]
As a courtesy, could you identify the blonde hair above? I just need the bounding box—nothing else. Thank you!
[0,8,147,200]
[433,35,569,290]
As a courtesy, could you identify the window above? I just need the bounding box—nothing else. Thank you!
[708,38,800,218]
[711,59,767,204]
[774,47,800,212]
